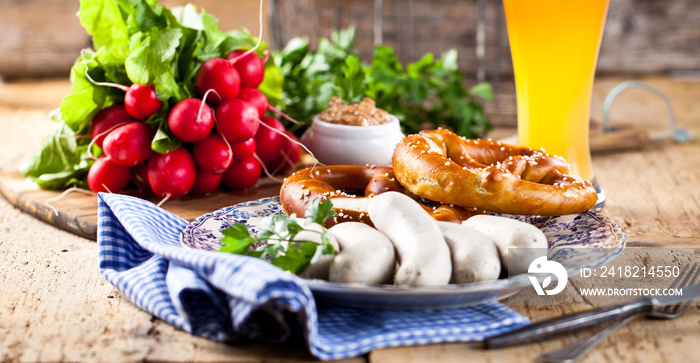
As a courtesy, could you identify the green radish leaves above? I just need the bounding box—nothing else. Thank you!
[23,0,284,189]
[125,28,183,86]
[59,52,108,134]
[78,0,130,62]
[150,118,182,154]
[20,120,93,190]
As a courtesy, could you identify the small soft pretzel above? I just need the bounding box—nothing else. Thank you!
[392,129,598,215]
[280,165,478,227]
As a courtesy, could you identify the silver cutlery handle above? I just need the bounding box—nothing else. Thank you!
[538,313,639,363]
[483,299,650,349]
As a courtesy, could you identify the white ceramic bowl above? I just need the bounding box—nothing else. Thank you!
[300,114,405,166]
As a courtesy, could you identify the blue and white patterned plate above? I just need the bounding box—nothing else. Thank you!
[181,197,626,309]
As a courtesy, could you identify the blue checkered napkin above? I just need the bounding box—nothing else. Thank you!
[97,192,529,360]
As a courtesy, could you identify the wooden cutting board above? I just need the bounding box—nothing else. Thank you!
[0,171,282,241]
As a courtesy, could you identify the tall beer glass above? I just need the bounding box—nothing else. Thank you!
[503,0,609,182]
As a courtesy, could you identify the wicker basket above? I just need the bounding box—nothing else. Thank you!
[269,0,516,127]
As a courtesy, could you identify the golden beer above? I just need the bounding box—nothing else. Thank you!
[503,0,609,180]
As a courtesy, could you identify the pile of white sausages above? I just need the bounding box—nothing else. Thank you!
[299,192,549,286]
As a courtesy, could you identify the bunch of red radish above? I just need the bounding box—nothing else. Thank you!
[86,49,301,202]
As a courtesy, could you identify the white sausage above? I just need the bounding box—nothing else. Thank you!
[368,192,452,286]
[436,221,501,283]
[461,215,547,275]
[328,222,396,285]
[291,219,339,280]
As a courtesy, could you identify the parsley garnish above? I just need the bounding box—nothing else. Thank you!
[219,199,337,275]
[276,26,493,138]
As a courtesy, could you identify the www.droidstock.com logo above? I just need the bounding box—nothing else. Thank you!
[528,256,568,295]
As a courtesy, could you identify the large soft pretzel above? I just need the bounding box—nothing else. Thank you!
[280,165,478,227]
[392,129,598,215]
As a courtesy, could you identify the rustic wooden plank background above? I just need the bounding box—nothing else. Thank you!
[2,0,699,128]
[2,0,700,80]
[269,0,700,126]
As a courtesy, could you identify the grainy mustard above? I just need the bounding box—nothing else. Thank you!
[318,97,391,126]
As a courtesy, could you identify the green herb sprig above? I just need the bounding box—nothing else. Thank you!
[275,26,494,138]
[219,199,337,275]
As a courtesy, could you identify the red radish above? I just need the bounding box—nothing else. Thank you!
[226,50,265,88]
[147,146,197,200]
[195,58,240,105]
[102,122,155,167]
[124,84,162,120]
[90,105,137,148]
[81,66,161,120]
[132,161,152,194]
[254,116,286,163]
[225,0,268,88]
[189,168,223,195]
[87,157,133,193]
[231,138,256,162]
[235,87,301,124]
[236,87,268,118]
[168,98,214,142]
[192,133,233,174]
[215,99,260,143]
[222,156,261,190]
[266,130,301,174]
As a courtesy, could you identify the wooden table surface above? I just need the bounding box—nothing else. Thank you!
[1,76,699,362]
